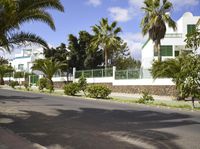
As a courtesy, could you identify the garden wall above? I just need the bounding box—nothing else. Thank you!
[53,81,178,96]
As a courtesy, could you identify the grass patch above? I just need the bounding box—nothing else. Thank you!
[110,97,199,111]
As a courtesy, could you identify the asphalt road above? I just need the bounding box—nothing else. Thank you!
[0,89,200,149]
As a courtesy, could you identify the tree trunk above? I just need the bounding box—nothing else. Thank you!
[192,97,195,109]
[0,76,4,85]
[104,48,108,68]
[49,79,54,93]
[157,40,162,62]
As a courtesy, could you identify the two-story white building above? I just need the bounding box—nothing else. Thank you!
[9,45,44,73]
[141,12,200,69]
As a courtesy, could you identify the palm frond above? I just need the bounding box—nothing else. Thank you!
[8,32,49,48]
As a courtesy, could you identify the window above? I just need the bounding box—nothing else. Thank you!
[175,51,180,57]
[187,25,196,34]
[18,64,24,71]
[154,45,173,56]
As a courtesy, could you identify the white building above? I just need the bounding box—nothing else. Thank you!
[141,12,200,69]
[9,45,44,73]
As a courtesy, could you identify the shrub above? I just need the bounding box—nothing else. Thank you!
[86,85,111,99]
[9,81,19,89]
[63,83,80,96]
[78,75,87,94]
[151,53,200,108]
[37,78,48,91]
[137,91,154,104]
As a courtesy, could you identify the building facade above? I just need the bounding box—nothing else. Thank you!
[141,12,200,69]
[9,45,44,73]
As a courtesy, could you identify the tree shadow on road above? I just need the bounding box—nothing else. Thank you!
[0,95,42,103]
[0,108,199,149]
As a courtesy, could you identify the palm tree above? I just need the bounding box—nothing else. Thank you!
[0,57,14,85]
[31,58,66,91]
[91,18,122,68]
[141,0,177,61]
[0,0,64,52]
[197,19,200,27]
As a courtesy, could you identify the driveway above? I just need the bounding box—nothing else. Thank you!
[0,89,200,149]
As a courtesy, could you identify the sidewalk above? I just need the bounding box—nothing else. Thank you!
[111,92,175,101]
[1,85,175,101]
[0,127,44,149]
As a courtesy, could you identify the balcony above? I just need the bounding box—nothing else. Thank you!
[165,33,182,38]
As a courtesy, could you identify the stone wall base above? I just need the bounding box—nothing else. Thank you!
[89,83,177,96]
[5,80,177,96]
[54,82,177,96]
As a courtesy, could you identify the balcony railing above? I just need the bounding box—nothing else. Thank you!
[165,33,182,38]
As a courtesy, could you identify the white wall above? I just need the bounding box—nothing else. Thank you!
[75,77,113,84]
[141,12,200,69]
[10,57,32,72]
[141,40,154,69]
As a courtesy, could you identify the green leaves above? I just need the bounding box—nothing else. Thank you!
[0,0,64,51]
[91,18,122,67]
[151,53,200,99]
[185,27,200,50]
[141,0,176,61]
[32,58,66,80]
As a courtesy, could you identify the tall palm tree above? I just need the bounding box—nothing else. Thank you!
[32,58,66,90]
[91,18,122,68]
[141,0,177,61]
[0,0,64,52]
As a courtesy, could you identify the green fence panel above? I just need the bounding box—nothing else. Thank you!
[30,75,39,84]
[75,71,82,78]
[93,69,103,77]
[103,68,113,77]
[115,69,140,80]
[75,68,113,78]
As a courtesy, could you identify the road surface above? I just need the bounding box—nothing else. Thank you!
[0,89,200,149]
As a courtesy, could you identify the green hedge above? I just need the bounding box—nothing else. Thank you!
[63,83,80,96]
[86,85,111,99]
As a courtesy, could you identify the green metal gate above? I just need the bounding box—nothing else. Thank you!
[30,75,39,85]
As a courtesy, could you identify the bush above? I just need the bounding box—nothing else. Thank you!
[86,85,111,99]
[9,81,19,89]
[37,78,48,91]
[137,91,154,104]
[63,83,80,96]
[78,75,87,94]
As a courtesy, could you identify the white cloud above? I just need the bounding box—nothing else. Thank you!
[109,0,199,22]
[121,32,148,60]
[108,7,132,22]
[171,0,199,6]
[128,0,199,10]
[86,0,102,7]
[128,0,143,8]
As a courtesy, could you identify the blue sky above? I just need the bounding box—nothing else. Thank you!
[5,0,200,59]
